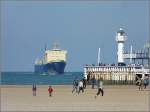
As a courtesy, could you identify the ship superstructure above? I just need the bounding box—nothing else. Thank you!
[34,43,67,74]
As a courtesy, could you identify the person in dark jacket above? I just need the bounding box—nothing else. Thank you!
[32,84,37,96]
[91,76,96,89]
[82,77,87,89]
[72,78,78,93]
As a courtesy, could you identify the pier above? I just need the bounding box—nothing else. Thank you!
[84,65,149,85]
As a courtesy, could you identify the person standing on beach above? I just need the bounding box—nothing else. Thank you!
[48,86,53,97]
[78,80,84,94]
[32,84,37,96]
[72,78,78,93]
[95,77,104,98]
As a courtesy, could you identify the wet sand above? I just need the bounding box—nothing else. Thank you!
[1,85,149,111]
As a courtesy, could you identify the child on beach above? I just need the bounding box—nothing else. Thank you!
[32,84,37,96]
[48,86,53,97]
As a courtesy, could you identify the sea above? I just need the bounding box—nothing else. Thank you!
[1,72,83,85]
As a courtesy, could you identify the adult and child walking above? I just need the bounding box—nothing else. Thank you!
[72,75,104,99]
[72,77,87,94]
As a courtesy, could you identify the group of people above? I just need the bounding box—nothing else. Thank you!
[136,75,149,91]
[32,84,53,97]
[31,75,149,99]
[72,77,87,94]
[72,76,104,98]
[32,76,104,98]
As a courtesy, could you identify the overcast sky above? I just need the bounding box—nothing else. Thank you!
[1,0,149,72]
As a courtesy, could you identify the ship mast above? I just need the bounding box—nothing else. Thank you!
[97,48,101,65]
[44,44,47,51]
[53,41,60,50]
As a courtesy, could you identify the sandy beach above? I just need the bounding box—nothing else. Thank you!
[1,85,149,111]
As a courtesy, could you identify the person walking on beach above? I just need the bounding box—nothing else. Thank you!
[78,80,84,94]
[72,78,78,93]
[32,84,37,96]
[82,77,87,89]
[91,76,96,89]
[143,75,149,89]
[87,72,90,84]
[95,77,104,98]
[136,78,144,91]
[48,86,53,97]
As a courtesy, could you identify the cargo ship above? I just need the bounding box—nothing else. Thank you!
[34,43,67,74]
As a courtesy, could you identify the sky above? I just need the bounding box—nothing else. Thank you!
[1,0,149,72]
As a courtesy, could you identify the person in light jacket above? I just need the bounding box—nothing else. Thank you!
[78,80,84,94]
[95,77,104,98]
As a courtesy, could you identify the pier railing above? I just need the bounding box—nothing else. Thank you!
[84,65,149,85]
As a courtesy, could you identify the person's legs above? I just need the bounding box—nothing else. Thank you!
[72,86,75,93]
[144,84,146,89]
[75,86,78,93]
[95,88,100,99]
[78,87,81,94]
[139,85,141,90]
[92,84,94,89]
[100,88,104,96]
[85,83,86,88]
[33,90,36,96]
[141,85,143,90]
[83,83,86,89]
[96,88,100,96]
[82,87,84,93]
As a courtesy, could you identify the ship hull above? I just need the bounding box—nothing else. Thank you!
[34,61,66,74]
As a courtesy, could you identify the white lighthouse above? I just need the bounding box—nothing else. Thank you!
[116,28,127,66]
